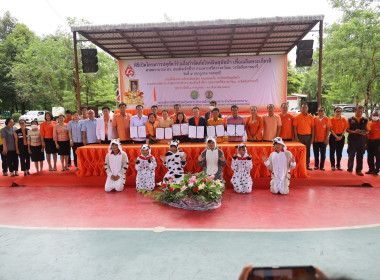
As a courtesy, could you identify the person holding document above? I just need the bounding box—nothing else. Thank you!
[226,105,245,142]
[157,110,174,143]
[245,106,263,142]
[145,113,158,144]
[207,108,225,143]
[172,112,189,143]
[130,105,148,144]
[188,107,206,143]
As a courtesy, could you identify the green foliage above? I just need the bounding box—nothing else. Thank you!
[0,15,118,113]
[287,61,305,95]
[11,112,21,122]
[0,11,18,43]
[323,5,380,117]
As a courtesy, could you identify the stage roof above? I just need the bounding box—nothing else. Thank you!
[71,15,323,60]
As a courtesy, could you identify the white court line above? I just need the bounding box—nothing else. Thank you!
[1,223,380,232]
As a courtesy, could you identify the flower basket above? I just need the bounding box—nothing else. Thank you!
[140,172,225,211]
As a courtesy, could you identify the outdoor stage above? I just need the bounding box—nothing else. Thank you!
[75,142,308,187]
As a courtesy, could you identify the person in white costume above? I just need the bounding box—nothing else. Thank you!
[159,140,187,183]
[262,137,296,194]
[135,144,157,191]
[231,143,253,193]
[198,137,227,181]
[104,139,129,192]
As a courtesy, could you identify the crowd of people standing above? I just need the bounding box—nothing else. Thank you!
[1,101,379,178]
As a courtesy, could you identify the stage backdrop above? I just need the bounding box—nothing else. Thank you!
[118,55,287,115]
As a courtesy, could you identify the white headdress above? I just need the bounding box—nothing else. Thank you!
[273,137,287,151]
[108,138,123,154]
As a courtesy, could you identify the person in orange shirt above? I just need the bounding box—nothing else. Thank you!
[145,113,158,144]
[207,108,225,143]
[80,106,88,120]
[40,111,58,171]
[329,106,348,171]
[112,103,133,144]
[262,104,281,141]
[366,111,379,176]
[151,105,161,120]
[170,104,188,122]
[279,103,294,141]
[346,105,371,176]
[245,106,263,141]
[313,107,331,170]
[64,110,73,124]
[293,102,315,170]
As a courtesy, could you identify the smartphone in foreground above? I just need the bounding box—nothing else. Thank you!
[247,266,317,280]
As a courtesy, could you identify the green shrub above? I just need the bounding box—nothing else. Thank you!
[11,112,22,122]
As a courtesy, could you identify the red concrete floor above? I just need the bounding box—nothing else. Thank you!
[1,186,380,230]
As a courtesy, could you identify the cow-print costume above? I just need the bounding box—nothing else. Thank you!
[231,143,253,193]
[135,144,157,191]
[163,140,186,183]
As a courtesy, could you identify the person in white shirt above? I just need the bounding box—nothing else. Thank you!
[262,137,296,195]
[130,105,148,144]
[96,106,114,144]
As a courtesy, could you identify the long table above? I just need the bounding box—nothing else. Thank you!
[76,142,307,187]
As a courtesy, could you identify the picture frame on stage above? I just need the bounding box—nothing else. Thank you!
[188,126,205,139]
[129,79,139,92]
[172,123,189,136]
[226,124,245,137]
[130,126,147,139]
[207,125,225,138]
[156,127,173,139]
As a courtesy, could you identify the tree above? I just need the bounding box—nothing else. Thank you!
[323,0,380,117]
[0,11,17,43]
[287,61,305,95]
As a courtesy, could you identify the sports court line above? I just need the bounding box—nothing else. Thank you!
[1,223,380,232]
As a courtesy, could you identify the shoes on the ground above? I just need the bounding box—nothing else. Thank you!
[53,168,57,171]
[11,174,15,177]
[337,166,343,171]
[3,172,8,176]
[331,166,336,171]
[347,169,353,173]
[15,172,19,176]
[365,170,374,175]
[374,172,379,176]
[61,168,65,172]
[24,173,28,176]
[49,168,53,171]
[314,166,319,170]
[356,172,364,176]
[27,171,31,175]
[65,167,70,171]
[320,167,325,171]
[307,166,312,170]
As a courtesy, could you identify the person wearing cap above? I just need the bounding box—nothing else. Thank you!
[329,106,349,171]
[293,102,315,170]
[231,143,253,193]
[104,139,129,192]
[262,137,296,194]
[159,140,187,183]
[366,111,380,176]
[346,105,370,176]
[135,144,157,191]
[198,137,226,181]
[313,106,331,171]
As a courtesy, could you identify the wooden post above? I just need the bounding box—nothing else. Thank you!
[73,31,81,110]
[317,20,323,107]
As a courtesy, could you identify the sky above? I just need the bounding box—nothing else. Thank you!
[1,0,342,62]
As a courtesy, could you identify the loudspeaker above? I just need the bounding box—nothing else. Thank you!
[306,101,318,115]
[81,49,98,73]
[296,40,314,67]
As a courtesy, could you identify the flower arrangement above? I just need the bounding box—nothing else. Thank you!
[140,172,225,211]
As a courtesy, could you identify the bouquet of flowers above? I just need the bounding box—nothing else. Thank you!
[140,172,225,210]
